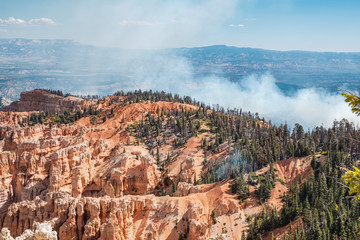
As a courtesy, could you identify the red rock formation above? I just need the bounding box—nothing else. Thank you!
[2,90,89,113]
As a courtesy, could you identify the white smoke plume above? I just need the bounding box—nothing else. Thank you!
[117,54,359,129]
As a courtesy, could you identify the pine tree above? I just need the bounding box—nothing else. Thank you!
[156,148,160,166]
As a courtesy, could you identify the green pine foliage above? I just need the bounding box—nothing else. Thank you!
[124,91,360,184]
[230,172,250,201]
[211,210,217,224]
[37,88,64,97]
[257,163,276,204]
[247,147,360,240]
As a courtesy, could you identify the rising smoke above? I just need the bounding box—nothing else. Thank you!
[113,53,359,129]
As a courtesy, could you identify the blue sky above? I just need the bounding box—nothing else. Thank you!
[0,0,359,51]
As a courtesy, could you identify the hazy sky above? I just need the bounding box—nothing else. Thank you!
[0,0,359,51]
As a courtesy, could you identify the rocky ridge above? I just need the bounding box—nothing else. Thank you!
[1,90,89,113]
[0,90,313,239]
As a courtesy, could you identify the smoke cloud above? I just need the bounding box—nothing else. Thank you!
[115,54,359,129]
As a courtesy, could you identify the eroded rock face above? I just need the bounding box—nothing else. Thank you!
[174,182,201,197]
[0,110,176,239]
[0,95,307,240]
[0,104,228,240]
[1,192,226,240]
[1,90,88,113]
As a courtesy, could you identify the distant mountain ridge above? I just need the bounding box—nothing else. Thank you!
[169,45,360,89]
[0,38,360,100]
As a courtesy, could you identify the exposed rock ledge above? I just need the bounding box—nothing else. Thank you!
[1,90,88,113]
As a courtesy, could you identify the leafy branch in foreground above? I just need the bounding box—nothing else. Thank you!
[342,91,360,116]
[342,91,360,201]
[342,166,360,200]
